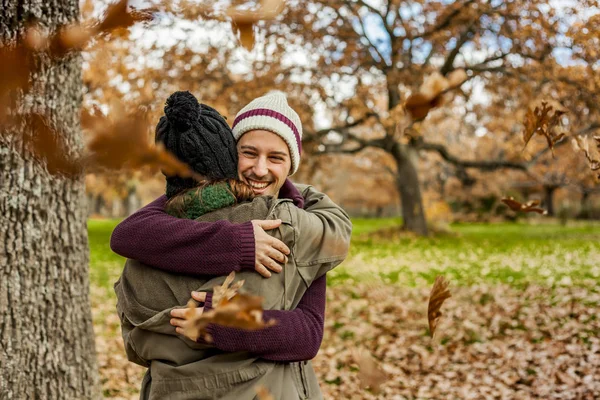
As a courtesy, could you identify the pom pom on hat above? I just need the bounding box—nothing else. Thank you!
[163,91,200,130]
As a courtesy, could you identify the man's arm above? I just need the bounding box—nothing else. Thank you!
[172,275,327,362]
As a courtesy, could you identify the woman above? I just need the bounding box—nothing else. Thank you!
[114,91,351,399]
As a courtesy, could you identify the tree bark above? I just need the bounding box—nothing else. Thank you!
[0,1,98,398]
[391,143,428,236]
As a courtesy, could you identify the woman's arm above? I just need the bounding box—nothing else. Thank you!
[110,180,303,276]
[172,275,327,362]
[110,195,256,275]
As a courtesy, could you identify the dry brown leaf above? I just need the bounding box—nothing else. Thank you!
[83,105,203,180]
[351,348,388,394]
[227,0,284,50]
[522,101,567,155]
[405,92,446,121]
[0,45,31,117]
[572,135,600,179]
[2,111,82,177]
[428,276,451,338]
[420,72,450,101]
[404,70,465,121]
[184,272,276,342]
[255,385,274,400]
[501,197,548,215]
[231,20,255,51]
[97,0,136,33]
[212,271,244,305]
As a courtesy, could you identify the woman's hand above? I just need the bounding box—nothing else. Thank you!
[170,291,207,342]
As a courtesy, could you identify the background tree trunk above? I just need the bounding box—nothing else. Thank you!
[391,143,428,235]
[0,1,98,398]
[543,185,557,217]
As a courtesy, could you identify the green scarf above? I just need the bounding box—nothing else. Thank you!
[167,182,236,220]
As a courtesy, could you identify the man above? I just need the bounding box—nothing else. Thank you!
[112,91,352,399]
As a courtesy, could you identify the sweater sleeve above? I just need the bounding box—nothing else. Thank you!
[204,275,326,362]
[110,195,255,275]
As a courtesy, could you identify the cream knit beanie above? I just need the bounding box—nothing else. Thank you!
[232,91,302,175]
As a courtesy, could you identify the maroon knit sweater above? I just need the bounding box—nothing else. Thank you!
[110,179,326,361]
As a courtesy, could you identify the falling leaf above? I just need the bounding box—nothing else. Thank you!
[405,93,445,121]
[572,135,600,179]
[501,197,548,215]
[83,103,203,180]
[212,271,244,305]
[97,0,136,33]
[428,276,451,338]
[183,272,276,342]
[522,101,567,155]
[226,0,284,50]
[420,72,449,101]
[0,45,31,115]
[231,20,255,51]
[351,348,388,394]
[404,70,465,121]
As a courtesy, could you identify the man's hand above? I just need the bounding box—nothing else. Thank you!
[170,291,207,342]
[251,219,290,278]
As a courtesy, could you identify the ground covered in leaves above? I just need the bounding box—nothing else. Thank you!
[89,219,600,399]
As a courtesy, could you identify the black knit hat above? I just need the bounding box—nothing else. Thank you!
[155,91,238,198]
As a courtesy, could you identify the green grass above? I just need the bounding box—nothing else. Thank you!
[333,218,600,288]
[88,219,125,294]
[88,218,600,291]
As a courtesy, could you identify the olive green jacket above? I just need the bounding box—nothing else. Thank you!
[114,185,352,399]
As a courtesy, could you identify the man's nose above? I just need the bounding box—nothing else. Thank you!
[252,157,268,177]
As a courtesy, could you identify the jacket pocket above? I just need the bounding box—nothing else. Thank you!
[291,362,310,399]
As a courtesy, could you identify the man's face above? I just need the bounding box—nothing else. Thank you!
[237,129,292,197]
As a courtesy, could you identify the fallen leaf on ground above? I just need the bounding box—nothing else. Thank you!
[351,347,388,394]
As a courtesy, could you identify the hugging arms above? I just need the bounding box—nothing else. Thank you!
[111,179,350,361]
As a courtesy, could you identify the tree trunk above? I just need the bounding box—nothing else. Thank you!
[0,1,98,398]
[543,186,556,217]
[125,185,139,216]
[391,143,428,236]
[579,191,590,219]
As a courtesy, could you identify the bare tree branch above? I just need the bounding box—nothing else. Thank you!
[344,1,390,66]
[440,26,474,75]
[417,140,529,171]
[314,132,388,155]
[305,112,379,140]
